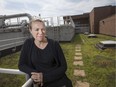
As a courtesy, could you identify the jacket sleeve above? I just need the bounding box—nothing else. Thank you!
[43,41,67,82]
[18,39,37,76]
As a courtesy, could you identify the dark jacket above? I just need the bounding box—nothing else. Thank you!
[18,38,72,87]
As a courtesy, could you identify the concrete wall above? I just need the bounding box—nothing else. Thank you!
[99,14,116,36]
[46,25,75,41]
[0,32,29,51]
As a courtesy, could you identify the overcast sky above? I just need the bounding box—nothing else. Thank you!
[0,0,115,18]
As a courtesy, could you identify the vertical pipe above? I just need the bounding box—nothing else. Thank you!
[25,74,30,81]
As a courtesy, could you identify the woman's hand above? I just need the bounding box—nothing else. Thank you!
[31,72,43,86]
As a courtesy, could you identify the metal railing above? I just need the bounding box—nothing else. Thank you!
[22,78,33,87]
[0,68,38,87]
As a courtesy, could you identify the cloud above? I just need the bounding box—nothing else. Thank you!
[0,0,115,17]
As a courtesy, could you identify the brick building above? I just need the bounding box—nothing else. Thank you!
[99,14,116,36]
[89,5,116,34]
[63,5,116,36]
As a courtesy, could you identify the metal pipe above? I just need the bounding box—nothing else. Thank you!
[0,13,32,21]
[0,68,25,74]
[0,41,24,48]
[22,78,33,87]
[0,37,27,42]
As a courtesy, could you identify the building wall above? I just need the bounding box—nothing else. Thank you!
[71,14,90,33]
[89,10,94,33]
[73,18,89,24]
[99,14,116,36]
[89,5,116,34]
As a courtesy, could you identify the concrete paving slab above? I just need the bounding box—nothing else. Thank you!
[75,47,81,49]
[75,53,82,56]
[75,81,90,87]
[75,49,81,52]
[73,61,84,66]
[74,56,82,60]
[74,69,86,77]
[76,44,81,47]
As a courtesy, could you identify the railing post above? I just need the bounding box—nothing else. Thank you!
[25,74,30,81]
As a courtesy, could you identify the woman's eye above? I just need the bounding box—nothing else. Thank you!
[42,29,45,31]
[35,29,39,31]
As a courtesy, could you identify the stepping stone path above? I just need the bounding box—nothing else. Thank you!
[73,44,90,87]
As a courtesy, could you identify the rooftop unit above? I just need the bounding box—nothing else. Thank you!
[88,34,97,38]
[95,40,116,50]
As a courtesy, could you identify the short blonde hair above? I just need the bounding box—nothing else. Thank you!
[29,19,45,30]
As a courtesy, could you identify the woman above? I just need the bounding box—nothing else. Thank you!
[18,19,73,87]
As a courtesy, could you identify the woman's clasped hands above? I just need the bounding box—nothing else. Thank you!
[31,72,43,87]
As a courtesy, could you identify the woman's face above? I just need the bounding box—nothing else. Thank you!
[30,21,46,42]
